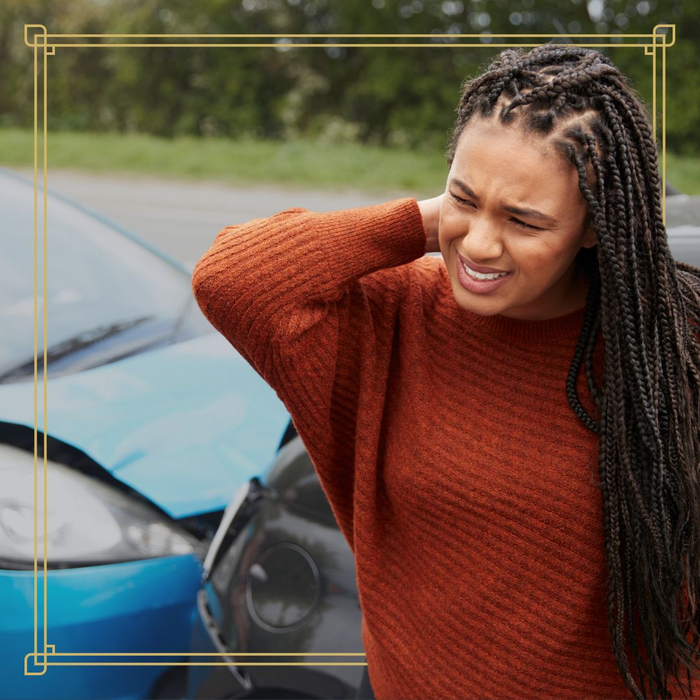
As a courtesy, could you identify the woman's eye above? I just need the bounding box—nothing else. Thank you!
[450,193,543,231]
[449,193,476,207]
[511,218,543,231]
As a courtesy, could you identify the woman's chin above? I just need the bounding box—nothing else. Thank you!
[450,286,506,317]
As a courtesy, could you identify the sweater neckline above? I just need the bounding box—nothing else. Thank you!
[459,303,588,344]
[434,257,589,344]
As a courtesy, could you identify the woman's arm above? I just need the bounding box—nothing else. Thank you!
[191,199,429,368]
[191,198,432,549]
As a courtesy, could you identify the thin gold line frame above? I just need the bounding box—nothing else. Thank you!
[22,23,675,674]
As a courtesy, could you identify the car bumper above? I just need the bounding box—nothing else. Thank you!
[187,478,260,700]
[186,471,362,700]
[186,586,251,699]
[2,554,203,700]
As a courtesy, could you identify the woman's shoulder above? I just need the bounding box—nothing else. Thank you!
[409,253,447,276]
[405,254,450,299]
[353,253,447,302]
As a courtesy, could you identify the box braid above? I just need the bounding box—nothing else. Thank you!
[445,43,700,699]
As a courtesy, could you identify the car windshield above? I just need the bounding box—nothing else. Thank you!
[0,170,198,380]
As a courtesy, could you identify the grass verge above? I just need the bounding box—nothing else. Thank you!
[0,128,449,197]
[0,127,697,195]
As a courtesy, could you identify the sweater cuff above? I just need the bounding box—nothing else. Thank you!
[317,197,427,277]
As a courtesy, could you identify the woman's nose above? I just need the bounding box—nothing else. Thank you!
[462,215,504,262]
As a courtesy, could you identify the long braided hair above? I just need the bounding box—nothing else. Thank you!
[445,43,700,699]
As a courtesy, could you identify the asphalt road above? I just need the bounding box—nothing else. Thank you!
[10,167,412,269]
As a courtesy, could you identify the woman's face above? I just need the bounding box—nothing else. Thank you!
[438,116,597,320]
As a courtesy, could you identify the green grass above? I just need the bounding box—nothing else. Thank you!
[666,153,700,196]
[0,127,697,196]
[0,127,449,197]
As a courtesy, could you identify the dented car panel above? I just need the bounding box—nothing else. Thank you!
[0,332,290,519]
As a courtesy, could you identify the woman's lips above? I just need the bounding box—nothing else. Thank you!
[456,256,512,294]
[457,252,510,274]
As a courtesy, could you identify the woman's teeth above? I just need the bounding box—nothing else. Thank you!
[462,262,509,280]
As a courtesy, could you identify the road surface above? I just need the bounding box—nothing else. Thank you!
[10,167,414,268]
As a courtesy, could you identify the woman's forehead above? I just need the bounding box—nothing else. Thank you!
[454,119,574,180]
[455,115,564,164]
[450,118,584,213]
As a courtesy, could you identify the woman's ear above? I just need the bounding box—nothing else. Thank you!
[581,223,597,249]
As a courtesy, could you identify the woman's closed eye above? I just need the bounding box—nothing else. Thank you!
[449,192,544,231]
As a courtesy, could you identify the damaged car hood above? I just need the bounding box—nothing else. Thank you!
[0,332,290,519]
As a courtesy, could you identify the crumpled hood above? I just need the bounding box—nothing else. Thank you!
[0,332,291,519]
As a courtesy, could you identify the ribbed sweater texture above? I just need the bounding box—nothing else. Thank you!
[191,198,698,700]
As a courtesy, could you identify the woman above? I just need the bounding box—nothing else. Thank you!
[192,44,700,699]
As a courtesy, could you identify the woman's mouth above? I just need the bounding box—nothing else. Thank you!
[456,258,512,294]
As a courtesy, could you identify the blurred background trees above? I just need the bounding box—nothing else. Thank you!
[0,0,696,154]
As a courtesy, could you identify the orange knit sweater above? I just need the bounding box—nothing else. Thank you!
[191,197,699,700]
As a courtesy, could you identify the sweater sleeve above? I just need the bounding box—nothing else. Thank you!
[190,198,427,549]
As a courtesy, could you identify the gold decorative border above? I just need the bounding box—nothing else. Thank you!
[23,24,675,674]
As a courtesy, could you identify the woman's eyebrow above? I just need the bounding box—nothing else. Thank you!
[449,177,558,225]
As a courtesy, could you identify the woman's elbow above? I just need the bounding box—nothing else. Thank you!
[190,226,239,327]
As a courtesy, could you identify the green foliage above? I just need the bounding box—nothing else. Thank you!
[1,0,697,152]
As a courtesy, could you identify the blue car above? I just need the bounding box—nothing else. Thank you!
[0,168,291,700]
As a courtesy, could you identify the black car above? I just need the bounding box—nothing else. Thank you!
[186,192,700,700]
[189,430,363,700]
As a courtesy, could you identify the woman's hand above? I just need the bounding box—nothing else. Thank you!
[417,194,443,254]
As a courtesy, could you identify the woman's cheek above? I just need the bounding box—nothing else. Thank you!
[514,244,567,288]
[439,208,461,237]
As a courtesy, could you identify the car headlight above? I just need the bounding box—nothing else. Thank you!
[0,443,200,567]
